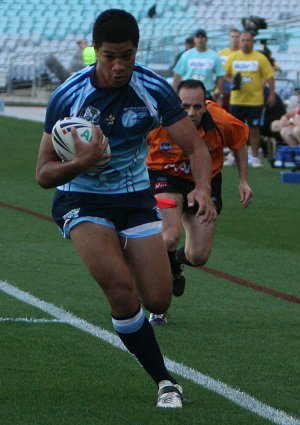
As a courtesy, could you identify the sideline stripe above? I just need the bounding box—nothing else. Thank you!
[0,202,53,223]
[201,266,300,305]
[1,201,299,305]
[1,280,299,425]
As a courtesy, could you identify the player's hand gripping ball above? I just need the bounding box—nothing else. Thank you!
[51,117,111,174]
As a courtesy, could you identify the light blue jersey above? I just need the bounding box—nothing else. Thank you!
[173,48,225,94]
[45,63,186,194]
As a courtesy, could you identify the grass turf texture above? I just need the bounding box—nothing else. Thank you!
[0,116,299,424]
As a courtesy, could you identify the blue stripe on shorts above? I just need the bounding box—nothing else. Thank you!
[63,216,162,239]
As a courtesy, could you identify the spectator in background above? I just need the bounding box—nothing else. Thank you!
[218,28,241,110]
[69,40,97,74]
[218,28,241,65]
[82,44,97,66]
[172,36,194,68]
[224,31,276,168]
[69,39,89,73]
[271,104,300,146]
[259,39,282,73]
[46,39,96,82]
[173,29,224,104]
[260,85,286,148]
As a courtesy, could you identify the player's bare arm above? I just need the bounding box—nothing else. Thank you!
[266,77,276,107]
[233,145,253,208]
[172,72,182,91]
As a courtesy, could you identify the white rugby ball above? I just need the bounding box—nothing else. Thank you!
[51,117,111,174]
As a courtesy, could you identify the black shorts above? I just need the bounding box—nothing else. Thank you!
[229,105,265,128]
[149,170,223,215]
[52,189,161,237]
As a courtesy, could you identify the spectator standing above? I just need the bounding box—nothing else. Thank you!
[172,36,194,68]
[224,31,276,168]
[218,28,241,110]
[260,86,286,147]
[82,44,97,66]
[259,40,282,73]
[69,40,97,74]
[69,40,89,73]
[218,28,241,66]
[173,29,225,103]
[146,79,253,325]
[36,9,216,408]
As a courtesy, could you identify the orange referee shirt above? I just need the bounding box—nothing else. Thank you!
[146,101,249,180]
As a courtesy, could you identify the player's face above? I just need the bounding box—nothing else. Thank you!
[94,41,137,88]
[240,33,254,53]
[194,35,207,51]
[179,87,206,128]
[230,31,240,50]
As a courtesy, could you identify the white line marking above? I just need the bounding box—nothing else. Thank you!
[1,279,299,425]
[0,317,64,323]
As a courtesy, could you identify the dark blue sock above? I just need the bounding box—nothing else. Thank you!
[112,308,176,385]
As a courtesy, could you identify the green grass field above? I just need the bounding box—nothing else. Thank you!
[0,116,299,425]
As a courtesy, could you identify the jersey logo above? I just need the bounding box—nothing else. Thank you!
[105,114,116,125]
[191,73,206,82]
[220,55,229,65]
[160,141,172,152]
[164,161,191,175]
[155,181,168,189]
[233,60,259,72]
[63,208,80,220]
[122,107,149,128]
[79,106,100,124]
[189,58,214,69]
[122,109,137,127]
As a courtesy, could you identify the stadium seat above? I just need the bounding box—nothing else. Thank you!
[1,0,300,94]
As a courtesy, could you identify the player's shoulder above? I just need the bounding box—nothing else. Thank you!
[206,100,226,116]
[252,49,266,58]
[252,50,271,64]
[218,47,231,56]
[228,49,241,59]
[133,62,163,80]
[180,47,196,59]
[132,63,175,94]
[206,101,248,132]
[50,66,93,100]
[207,48,221,58]
[207,100,234,121]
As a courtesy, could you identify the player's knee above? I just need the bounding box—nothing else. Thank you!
[103,281,138,314]
[162,231,181,251]
[143,289,172,314]
[271,120,281,133]
[292,126,300,138]
[281,127,291,138]
[186,250,210,267]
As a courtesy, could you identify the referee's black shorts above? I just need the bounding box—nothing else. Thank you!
[149,170,223,215]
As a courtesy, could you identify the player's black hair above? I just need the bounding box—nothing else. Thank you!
[92,9,139,48]
[177,79,207,99]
